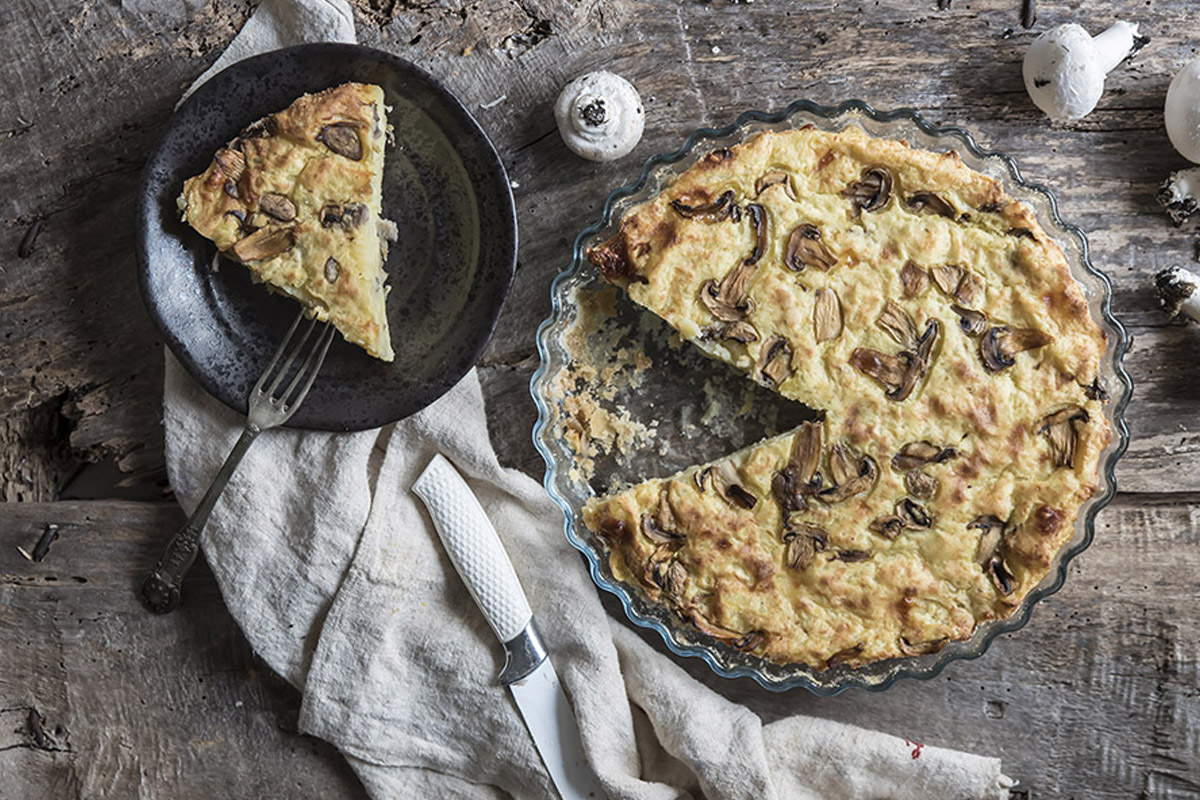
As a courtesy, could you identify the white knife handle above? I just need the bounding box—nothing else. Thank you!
[413,454,532,644]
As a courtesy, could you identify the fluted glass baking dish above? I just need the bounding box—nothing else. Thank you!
[531,100,1132,694]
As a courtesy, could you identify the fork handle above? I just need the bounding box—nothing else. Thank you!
[140,424,261,614]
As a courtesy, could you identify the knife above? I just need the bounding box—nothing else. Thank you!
[413,454,607,800]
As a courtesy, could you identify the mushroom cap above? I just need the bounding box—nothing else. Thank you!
[554,71,645,162]
[1166,58,1200,163]
[1023,24,1107,121]
[1023,21,1139,121]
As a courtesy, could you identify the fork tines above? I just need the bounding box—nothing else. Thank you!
[254,310,335,413]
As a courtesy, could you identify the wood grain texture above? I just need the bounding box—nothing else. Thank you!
[2,0,1200,796]
[1,497,1197,798]
[0,0,255,500]
[0,501,367,799]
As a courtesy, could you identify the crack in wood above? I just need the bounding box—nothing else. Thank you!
[1,392,81,502]
[477,346,538,369]
[0,708,72,755]
[0,572,90,587]
[1111,491,1200,505]
[514,127,558,152]
[18,218,44,258]
[1020,0,1036,29]
[502,0,554,53]
[1143,767,1200,794]
[58,160,146,205]
[0,293,35,312]
[351,0,569,53]
[27,708,51,749]
[350,0,445,30]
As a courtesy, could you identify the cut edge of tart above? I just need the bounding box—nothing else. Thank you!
[579,125,1112,670]
[178,82,397,361]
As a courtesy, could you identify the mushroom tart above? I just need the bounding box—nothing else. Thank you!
[178,83,397,361]
[582,126,1111,670]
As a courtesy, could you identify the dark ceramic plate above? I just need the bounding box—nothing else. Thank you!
[137,43,516,430]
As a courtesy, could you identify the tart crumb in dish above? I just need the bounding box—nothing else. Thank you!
[178,82,396,361]
[581,126,1112,670]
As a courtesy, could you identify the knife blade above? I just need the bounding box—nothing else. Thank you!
[413,453,606,800]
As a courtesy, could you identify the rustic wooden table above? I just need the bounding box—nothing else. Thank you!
[3,0,1198,797]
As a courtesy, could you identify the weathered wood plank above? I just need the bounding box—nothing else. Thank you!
[0,501,366,799]
[1,495,1198,798]
[705,492,1200,799]
[0,0,256,500]
[4,0,1200,499]
[3,0,1200,797]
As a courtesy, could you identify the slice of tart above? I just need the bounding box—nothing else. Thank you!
[580,126,1112,668]
[583,408,1105,670]
[179,82,396,361]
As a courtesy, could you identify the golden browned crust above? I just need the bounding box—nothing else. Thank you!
[581,127,1111,670]
[178,82,394,361]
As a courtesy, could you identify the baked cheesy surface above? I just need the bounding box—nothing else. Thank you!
[582,126,1111,670]
[179,82,395,361]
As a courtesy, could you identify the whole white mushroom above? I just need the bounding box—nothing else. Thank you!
[1023,21,1144,121]
[554,71,644,162]
[1165,58,1200,163]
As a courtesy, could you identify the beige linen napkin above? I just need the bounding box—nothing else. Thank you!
[165,2,1015,797]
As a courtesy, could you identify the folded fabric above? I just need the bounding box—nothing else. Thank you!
[163,1,1015,797]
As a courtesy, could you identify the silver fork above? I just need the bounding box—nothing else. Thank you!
[140,310,336,614]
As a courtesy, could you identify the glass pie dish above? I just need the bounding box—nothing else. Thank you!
[530,100,1132,694]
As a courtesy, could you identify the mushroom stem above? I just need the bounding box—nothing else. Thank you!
[1155,266,1200,323]
[1091,22,1141,74]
